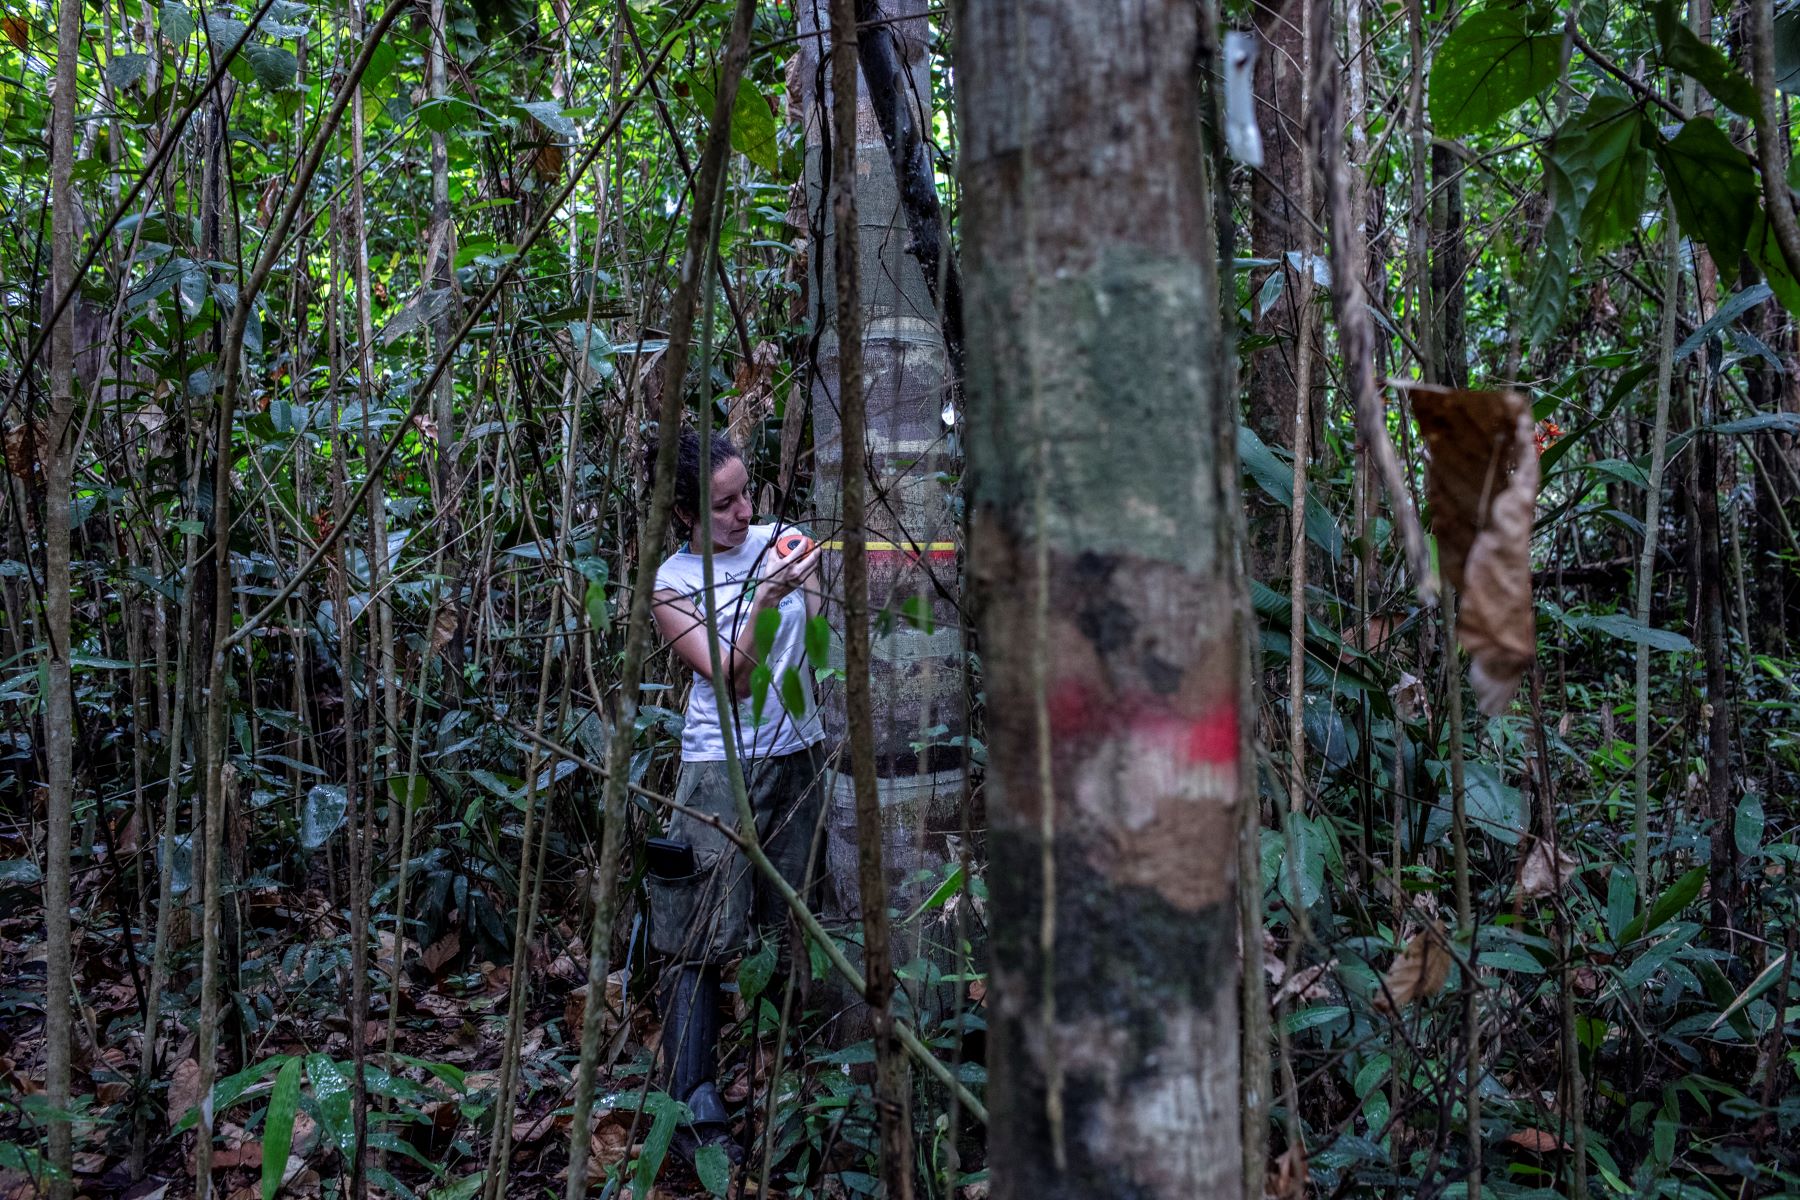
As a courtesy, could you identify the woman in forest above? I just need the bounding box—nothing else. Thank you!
[644,428,828,1165]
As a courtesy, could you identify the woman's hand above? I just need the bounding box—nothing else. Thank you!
[758,543,823,604]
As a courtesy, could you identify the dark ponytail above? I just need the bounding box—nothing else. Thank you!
[642,426,744,539]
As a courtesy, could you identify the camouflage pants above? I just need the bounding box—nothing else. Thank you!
[647,744,827,967]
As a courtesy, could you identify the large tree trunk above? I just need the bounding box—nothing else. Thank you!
[957,3,1244,1197]
[795,1,965,936]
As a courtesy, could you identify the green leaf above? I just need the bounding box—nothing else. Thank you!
[243,43,297,89]
[260,1058,301,1200]
[1654,117,1757,271]
[1734,792,1765,858]
[1748,209,1800,314]
[753,606,780,659]
[1776,9,1800,92]
[632,1094,680,1200]
[778,666,807,720]
[1713,412,1800,436]
[682,72,782,176]
[1525,150,1583,347]
[106,52,152,89]
[749,663,773,726]
[694,1144,730,1198]
[1652,0,1759,117]
[1675,283,1774,360]
[519,98,576,136]
[1462,761,1527,845]
[1605,868,1636,943]
[1428,7,1563,136]
[738,940,776,1005]
[1619,866,1706,944]
[0,859,43,887]
[362,40,397,90]
[1236,425,1343,559]
[1559,95,1650,251]
[202,12,248,49]
[585,581,609,631]
[160,1,196,42]
[1277,813,1329,913]
[300,784,348,849]
[804,615,830,670]
[1579,613,1694,653]
[304,1055,354,1155]
[901,593,934,634]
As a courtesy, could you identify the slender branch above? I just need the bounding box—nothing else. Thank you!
[832,1,915,1196]
[1750,0,1800,280]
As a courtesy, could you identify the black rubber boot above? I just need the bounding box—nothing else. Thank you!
[661,966,744,1166]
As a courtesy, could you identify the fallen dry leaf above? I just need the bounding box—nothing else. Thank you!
[1516,837,1579,900]
[419,930,460,976]
[1409,385,1538,715]
[167,1057,203,1128]
[1505,1127,1567,1152]
[1374,922,1452,1014]
[1270,960,1336,1008]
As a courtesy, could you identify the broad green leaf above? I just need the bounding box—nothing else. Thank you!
[1462,762,1527,845]
[1236,425,1344,559]
[1654,117,1757,272]
[519,98,576,137]
[1652,0,1758,117]
[202,12,248,49]
[1580,613,1694,653]
[738,939,776,1005]
[1606,868,1636,942]
[0,859,43,887]
[1734,793,1765,858]
[172,1055,290,1131]
[1619,866,1706,944]
[1748,209,1800,314]
[1429,7,1563,136]
[682,72,782,177]
[694,1144,730,1197]
[1277,812,1329,913]
[1713,411,1800,436]
[753,606,780,659]
[1777,9,1800,92]
[1675,283,1774,360]
[304,1054,354,1155]
[243,43,297,90]
[106,52,152,89]
[362,40,397,90]
[804,614,830,669]
[300,784,348,849]
[632,1094,681,1200]
[260,1058,301,1200]
[778,666,807,720]
[749,663,772,725]
[586,581,609,631]
[160,1,196,42]
[1561,95,1650,251]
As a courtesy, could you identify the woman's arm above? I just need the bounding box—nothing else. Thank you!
[652,545,823,700]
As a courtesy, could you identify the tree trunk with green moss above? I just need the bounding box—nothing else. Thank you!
[956,2,1244,1196]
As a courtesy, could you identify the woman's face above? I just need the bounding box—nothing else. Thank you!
[704,456,754,550]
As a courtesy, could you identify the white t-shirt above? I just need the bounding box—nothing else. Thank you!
[654,523,825,762]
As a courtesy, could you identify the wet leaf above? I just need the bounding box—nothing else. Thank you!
[1410,385,1538,714]
[300,784,348,849]
[260,1059,300,1200]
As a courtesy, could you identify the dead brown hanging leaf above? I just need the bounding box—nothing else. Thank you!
[728,341,782,449]
[1266,1141,1309,1200]
[1406,384,1538,715]
[1516,836,1579,900]
[1373,921,1452,1014]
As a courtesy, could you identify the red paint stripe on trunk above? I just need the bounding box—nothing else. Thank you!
[1047,681,1238,766]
